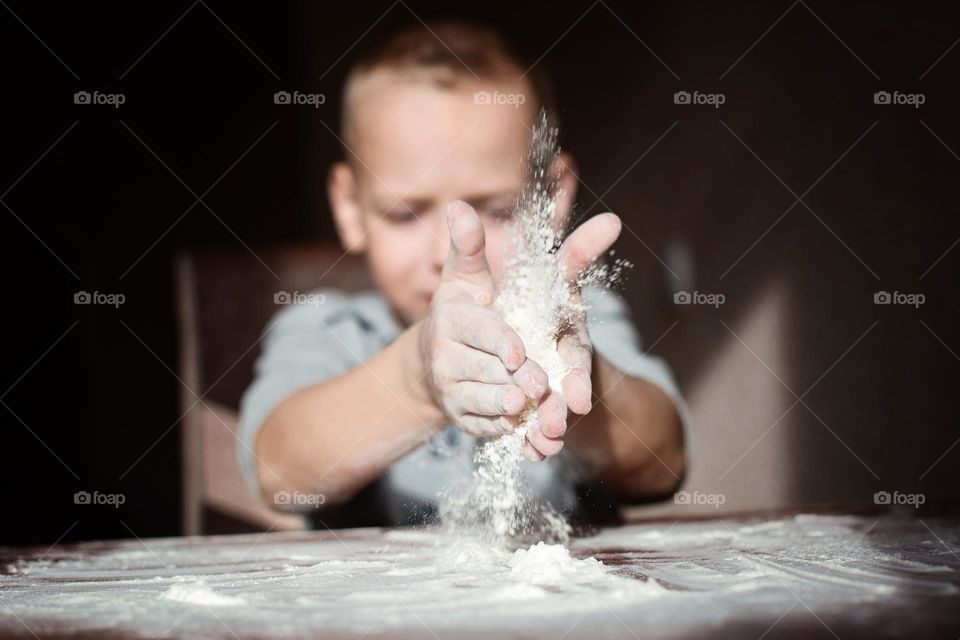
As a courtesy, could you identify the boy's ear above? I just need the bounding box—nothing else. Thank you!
[555,151,579,222]
[327,161,367,253]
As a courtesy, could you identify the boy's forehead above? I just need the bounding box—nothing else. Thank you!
[350,78,534,198]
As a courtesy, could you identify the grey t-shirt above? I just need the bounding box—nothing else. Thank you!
[238,285,689,525]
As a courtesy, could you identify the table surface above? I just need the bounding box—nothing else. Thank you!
[2,508,959,639]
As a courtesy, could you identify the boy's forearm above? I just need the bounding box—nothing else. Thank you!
[254,320,447,506]
[565,354,685,501]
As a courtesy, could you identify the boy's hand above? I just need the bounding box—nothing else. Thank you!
[420,201,550,437]
[420,200,621,459]
[522,212,622,461]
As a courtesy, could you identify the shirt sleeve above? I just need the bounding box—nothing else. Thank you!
[581,285,694,461]
[237,291,369,500]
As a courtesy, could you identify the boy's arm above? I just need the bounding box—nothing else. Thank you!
[564,353,685,501]
[253,320,445,505]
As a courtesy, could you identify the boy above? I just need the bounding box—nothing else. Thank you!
[239,21,687,527]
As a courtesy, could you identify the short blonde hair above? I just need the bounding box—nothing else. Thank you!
[340,20,558,147]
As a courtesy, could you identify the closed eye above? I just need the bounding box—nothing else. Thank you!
[383,207,419,223]
[475,201,516,222]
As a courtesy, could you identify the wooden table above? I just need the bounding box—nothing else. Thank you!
[2,507,959,639]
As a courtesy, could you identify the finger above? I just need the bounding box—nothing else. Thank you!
[522,440,546,462]
[512,358,549,401]
[526,418,564,457]
[558,213,622,284]
[452,381,526,417]
[444,200,495,285]
[557,330,593,415]
[458,414,516,438]
[444,342,513,384]
[450,309,526,371]
[536,390,568,439]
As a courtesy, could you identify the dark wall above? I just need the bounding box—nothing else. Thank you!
[2,1,957,545]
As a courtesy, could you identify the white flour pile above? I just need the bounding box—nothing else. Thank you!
[441,112,626,547]
[509,541,609,585]
[159,578,246,606]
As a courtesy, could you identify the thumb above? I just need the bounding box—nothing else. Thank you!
[443,200,495,283]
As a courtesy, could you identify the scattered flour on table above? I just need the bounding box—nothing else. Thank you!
[3,515,951,638]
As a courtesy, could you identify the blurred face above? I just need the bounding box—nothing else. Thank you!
[329,76,539,325]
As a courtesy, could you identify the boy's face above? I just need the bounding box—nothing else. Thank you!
[329,77,569,326]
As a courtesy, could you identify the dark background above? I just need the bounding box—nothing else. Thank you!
[1,1,958,546]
